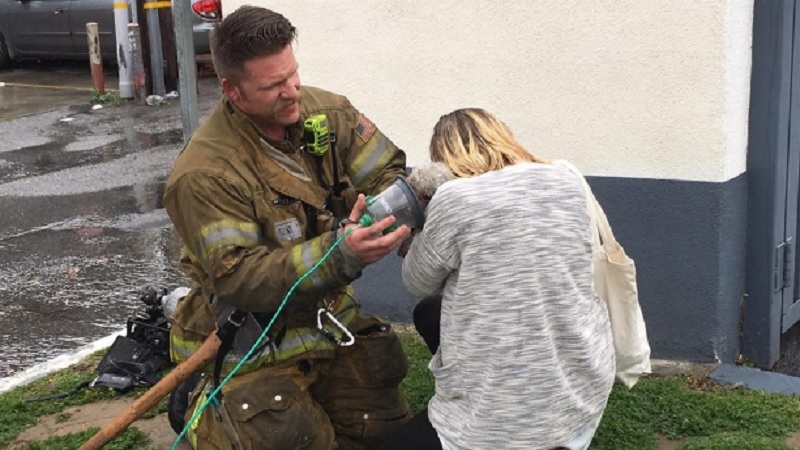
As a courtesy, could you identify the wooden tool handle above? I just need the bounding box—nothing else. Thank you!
[79,333,221,450]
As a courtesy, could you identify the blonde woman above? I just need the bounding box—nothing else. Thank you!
[384,108,616,450]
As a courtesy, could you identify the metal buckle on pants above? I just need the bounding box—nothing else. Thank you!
[316,308,355,346]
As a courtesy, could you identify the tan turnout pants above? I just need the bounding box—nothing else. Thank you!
[185,314,411,450]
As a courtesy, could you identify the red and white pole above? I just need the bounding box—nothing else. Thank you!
[85,22,105,95]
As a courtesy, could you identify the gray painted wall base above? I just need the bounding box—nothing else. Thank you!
[590,173,747,363]
[352,172,748,364]
[710,364,800,396]
[354,252,418,323]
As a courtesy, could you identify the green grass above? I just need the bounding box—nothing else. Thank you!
[4,332,800,450]
[397,332,800,450]
[591,376,800,449]
[23,427,157,450]
[398,332,435,413]
[0,351,167,449]
[0,353,119,448]
[140,395,170,420]
[89,90,121,107]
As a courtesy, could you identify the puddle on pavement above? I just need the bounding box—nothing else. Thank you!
[0,226,189,377]
[64,134,123,152]
[0,129,182,184]
[0,181,187,378]
[0,68,218,380]
[133,128,183,148]
[0,135,53,153]
[0,181,170,244]
[0,85,92,121]
[0,60,120,121]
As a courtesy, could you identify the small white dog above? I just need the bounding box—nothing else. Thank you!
[406,161,455,210]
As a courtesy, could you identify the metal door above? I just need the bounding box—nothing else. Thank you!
[781,2,800,332]
[6,0,74,56]
[744,0,800,368]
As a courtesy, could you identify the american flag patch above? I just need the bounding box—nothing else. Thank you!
[354,114,376,141]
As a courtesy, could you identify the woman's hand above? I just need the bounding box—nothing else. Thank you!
[344,194,411,264]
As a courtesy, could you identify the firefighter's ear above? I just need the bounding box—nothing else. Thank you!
[221,78,241,103]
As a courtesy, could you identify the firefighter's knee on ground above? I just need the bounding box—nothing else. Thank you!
[181,315,411,450]
[184,369,335,450]
[316,316,412,450]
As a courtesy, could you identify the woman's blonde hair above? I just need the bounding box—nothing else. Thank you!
[429,108,548,178]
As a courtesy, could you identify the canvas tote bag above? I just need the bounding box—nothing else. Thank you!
[554,160,652,388]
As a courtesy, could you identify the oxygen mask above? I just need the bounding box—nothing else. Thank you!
[359,177,425,233]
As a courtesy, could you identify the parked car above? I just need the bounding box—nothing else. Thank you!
[0,0,221,68]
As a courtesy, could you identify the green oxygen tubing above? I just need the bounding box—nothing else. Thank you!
[171,177,425,449]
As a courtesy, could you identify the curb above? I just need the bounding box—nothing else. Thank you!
[650,358,720,378]
[0,328,125,395]
[1,336,734,396]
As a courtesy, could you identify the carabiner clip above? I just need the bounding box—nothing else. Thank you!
[316,308,355,346]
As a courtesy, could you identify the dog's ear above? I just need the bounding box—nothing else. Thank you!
[397,231,418,258]
[407,162,455,201]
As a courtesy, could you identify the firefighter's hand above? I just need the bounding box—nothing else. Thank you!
[344,194,411,264]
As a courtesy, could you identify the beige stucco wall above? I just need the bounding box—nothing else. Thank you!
[223,1,753,182]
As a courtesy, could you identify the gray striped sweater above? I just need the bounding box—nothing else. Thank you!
[402,162,615,450]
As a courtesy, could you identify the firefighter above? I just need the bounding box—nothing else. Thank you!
[163,6,412,450]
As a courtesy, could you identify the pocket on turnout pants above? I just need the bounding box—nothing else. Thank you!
[194,375,333,450]
[329,315,410,387]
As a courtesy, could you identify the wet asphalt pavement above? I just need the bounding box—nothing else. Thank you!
[0,62,416,383]
[0,62,209,379]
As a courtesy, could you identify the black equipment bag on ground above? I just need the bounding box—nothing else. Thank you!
[27,286,173,402]
[92,334,167,392]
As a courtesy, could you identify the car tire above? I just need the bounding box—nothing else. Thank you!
[0,32,10,69]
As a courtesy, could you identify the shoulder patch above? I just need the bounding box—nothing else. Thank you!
[354,114,376,142]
